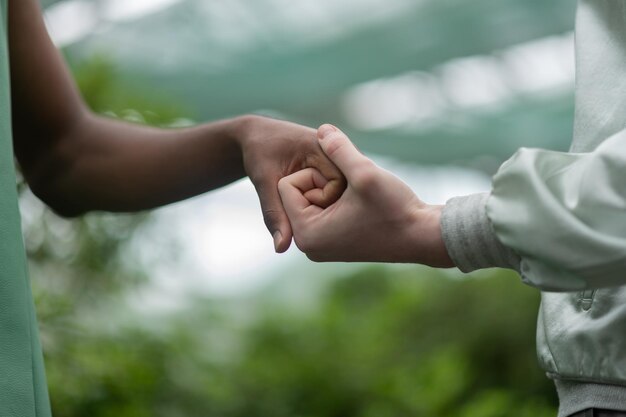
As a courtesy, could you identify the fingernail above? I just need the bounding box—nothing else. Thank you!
[318,124,337,140]
[273,231,283,252]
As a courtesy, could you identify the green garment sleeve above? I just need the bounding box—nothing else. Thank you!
[442,131,626,291]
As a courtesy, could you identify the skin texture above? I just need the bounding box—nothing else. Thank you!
[279,125,454,267]
[8,0,345,253]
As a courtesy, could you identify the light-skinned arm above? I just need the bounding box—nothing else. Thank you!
[9,0,344,253]
[281,121,626,292]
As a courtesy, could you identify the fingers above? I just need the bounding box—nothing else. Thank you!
[302,175,343,208]
[317,124,371,183]
[309,149,347,208]
[278,168,324,228]
[255,178,294,254]
[303,187,327,205]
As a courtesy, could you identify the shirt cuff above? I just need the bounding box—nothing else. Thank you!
[440,193,521,273]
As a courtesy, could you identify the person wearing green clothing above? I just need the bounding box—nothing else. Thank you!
[279,1,626,417]
[0,0,345,415]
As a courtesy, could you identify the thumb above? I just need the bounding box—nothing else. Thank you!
[317,124,369,181]
[254,179,293,253]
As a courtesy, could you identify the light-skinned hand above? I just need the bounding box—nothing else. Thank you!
[278,124,453,267]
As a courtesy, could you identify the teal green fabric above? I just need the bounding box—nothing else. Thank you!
[0,1,52,416]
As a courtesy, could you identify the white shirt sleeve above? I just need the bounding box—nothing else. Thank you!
[441,130,626,291]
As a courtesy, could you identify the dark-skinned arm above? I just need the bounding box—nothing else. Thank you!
[9,0,344,252]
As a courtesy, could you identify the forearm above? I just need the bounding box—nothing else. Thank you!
[8,0,239,215]
[26,112,251,216]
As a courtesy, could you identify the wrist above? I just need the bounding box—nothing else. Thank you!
[229,114,264,150]
[406,203,454,268]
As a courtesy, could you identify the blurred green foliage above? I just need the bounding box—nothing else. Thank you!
[20,55,557,416]
[44,267,557,417]
[71,54,193,127]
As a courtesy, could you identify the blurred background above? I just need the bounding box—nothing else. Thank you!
[21,0,577,415]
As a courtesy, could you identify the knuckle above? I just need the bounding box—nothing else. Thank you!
[323,137,346,159]
[277,177,290,194]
